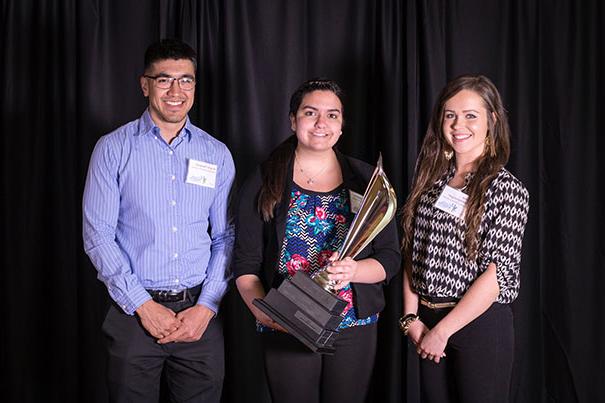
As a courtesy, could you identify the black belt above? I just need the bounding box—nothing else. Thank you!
[146,284,202,303]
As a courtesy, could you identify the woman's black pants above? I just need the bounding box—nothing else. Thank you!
[418,302,514,403]
[261,323,377,403]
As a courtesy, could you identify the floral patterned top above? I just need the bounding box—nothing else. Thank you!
[257,182,379,332]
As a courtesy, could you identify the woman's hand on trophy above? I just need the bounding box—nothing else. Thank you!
[327,252,359,290]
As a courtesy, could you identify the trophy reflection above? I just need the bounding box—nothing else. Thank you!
[253,155,397,353]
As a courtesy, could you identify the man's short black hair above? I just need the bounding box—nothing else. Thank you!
[144,38,197,72]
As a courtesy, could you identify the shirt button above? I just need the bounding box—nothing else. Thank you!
[173,253,178,259]
[171,175,176,181]
[168,150,174,155]
[170,200,177,206]
[172,226,178,232]
[174,279,180,284]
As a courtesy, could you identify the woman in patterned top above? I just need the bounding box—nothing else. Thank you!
[400,75,530,403]
[233,78,400,403]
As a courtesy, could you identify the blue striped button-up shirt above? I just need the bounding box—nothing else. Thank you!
[83,110,235,315]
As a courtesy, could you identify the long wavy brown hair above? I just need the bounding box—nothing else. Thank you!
[258,78,345,221]
[401,75,511,260]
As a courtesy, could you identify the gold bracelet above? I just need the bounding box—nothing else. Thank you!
[398,313,419,335]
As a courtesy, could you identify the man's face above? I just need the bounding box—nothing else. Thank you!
[140,58,196,128]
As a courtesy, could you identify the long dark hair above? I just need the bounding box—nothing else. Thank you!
[258,78,344,221]
[401,75,511,260]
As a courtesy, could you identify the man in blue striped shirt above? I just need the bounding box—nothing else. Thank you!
[83,38,235,402]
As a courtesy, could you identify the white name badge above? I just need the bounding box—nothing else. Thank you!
[349,190,364,214]
[434,185,468,219]
[185,159,217,188]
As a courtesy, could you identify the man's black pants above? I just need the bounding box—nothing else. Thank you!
[102,296,224,403]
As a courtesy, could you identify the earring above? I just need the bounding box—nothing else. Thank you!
[444,150,453,161]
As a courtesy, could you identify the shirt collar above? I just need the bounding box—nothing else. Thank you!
[441,164,475,188]
[182,116,194,142]
[137,108,193,142]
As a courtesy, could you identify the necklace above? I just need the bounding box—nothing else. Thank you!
[295,152,329,185]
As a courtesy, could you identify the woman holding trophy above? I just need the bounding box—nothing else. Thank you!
[234,78,400,403]
[400,75,530,402]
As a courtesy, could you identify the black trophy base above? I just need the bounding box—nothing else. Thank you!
[253,271,347,354]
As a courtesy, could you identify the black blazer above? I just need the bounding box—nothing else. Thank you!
[233,150,401,318]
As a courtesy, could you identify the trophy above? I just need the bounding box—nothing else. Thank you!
[253,155,397,354]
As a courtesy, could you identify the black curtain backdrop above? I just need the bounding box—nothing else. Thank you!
[1,1,603,402]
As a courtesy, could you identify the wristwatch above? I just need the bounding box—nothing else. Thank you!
[398,313,419,335]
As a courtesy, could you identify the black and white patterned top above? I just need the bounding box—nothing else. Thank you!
[410,166,530,304]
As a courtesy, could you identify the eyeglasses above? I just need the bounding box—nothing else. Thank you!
[144,75,196,90]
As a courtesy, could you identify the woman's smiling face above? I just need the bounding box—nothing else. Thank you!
[442,89,490,162]
[290,90,343,153]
